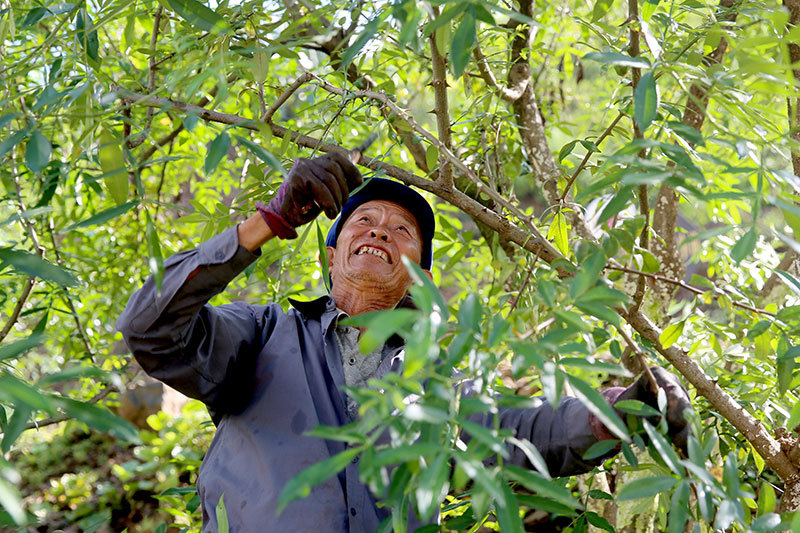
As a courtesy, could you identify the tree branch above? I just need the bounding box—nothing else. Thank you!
[472,44,528,102]
[0,278,35,344]
[114,83,800,485]
[429,8,454,189]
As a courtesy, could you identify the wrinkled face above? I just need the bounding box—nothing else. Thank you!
[328,200,424,293]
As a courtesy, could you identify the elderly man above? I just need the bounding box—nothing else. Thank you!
[118,152,690,532]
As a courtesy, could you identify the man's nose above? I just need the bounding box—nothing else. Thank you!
[370,227,390,241]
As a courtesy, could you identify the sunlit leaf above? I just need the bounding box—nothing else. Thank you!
[634,71,659,132]
[163,0,231,34]
[0,248,77,286]
[25,131,50,172]
[450,8,476,79]
[204,131,231,175]
[616,475,677,500]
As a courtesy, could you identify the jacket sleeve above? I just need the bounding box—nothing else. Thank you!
[462,381,608,477]
[116,225,273,414]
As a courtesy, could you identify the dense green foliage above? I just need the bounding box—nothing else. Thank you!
[4,0,800,530]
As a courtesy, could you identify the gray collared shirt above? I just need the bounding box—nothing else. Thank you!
[117,225,603,533]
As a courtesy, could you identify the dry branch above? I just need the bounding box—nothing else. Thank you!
[429,9,454,189]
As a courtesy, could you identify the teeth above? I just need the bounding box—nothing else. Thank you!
[356,246,389,262]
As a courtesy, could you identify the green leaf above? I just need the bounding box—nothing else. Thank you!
[730,227,757,263]
[415,453,450,521]
[616,475,678,501]
[277,446,363,514]
[98,128,128,205]
[0,476,24,525]
[634,71,659,132]
[585,511,614,532]
[164,0,231,34]
[145,211,165,291]
[775,270,800,298]
[547,212,570,257]
[751,513,782,531]
[342,308,417,354]
[582,439,620,460]
[659,320,685,349]
[777,351,795,395]
[316,221,330,292]
[495,482,524,533]
[62,201,139,233]
[0,131,27,160]
[0,374,53,412]
[1,405,32,453]
[205,132,231,175]
[216,493,229,533]
[504,465,581,509]
[234,135,285,175]
[25,131,50,172]
[0,248,77,286]
[614,399,660,417]
[714,499,740,530]
[339,13,385,72]
[668,482,690,533]
[591,0,613,22]
[450,7,476,79]
[757,482,777,517]
[570,248,606,298]
[76,9,100,64]
[52,397,140,443]
[643,421,682,474]
[567,375,629,441]
[583,52,652,69]
[0,333,44,362]
[425,145,439,172]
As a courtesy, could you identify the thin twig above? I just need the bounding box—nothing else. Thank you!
[558,111,624,203]
[609,263,775,316]
[0,278,35,344]
[507,246,543,318]
[263,72,313,122]
[25,382,116,431]
[616,325,659,393]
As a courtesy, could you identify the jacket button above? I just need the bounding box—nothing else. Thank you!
[350,508,357,517]
[351,455,359,464]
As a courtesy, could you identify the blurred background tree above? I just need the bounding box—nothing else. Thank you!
[3,0,800,530]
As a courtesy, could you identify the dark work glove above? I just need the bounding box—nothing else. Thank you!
[590,367,692,453]
[256,152,362,239]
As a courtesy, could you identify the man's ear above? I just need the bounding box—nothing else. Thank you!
[325,246,336,278]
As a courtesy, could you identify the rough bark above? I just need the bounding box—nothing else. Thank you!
[650,0,737,320]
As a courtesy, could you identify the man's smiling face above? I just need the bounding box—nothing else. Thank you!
[327,200,424,304]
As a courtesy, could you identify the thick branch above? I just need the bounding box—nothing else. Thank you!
[473,44,528,102]
[429,9,454,189]
[651,0,738,310]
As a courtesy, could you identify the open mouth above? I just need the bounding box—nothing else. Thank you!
[354,245,390,263]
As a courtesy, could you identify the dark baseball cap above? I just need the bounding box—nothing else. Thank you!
[325,177,435,270]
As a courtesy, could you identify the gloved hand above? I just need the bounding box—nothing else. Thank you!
[590,366,692,453]
[256,152,362,239]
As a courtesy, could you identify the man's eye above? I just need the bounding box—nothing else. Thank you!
[397,225,409,234]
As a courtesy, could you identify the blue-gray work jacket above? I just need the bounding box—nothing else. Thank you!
[117,226,604,533]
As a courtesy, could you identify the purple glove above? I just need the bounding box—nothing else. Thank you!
[590,367,692,452]
[256,152,362,239]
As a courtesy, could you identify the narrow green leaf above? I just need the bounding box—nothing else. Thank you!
[591,0,613,22]
[507,437,551,479]
[614,399,660,417]
[0,333,44,362]
[339,14,384,72]
[25,131,51,172]
[634,71,659,132]
[616,475,677,501]
[52,397,140,443]
[0,131,27,160]
[570,248,606,298]
[583,52,651,69]
[0,248,77,286]
[164,0,231,34]
[567,375,629,441]
[586,511,614,532]
[450,7,476,79]
[415,453,450,521]
[61,201,139,233]
[757,482,777,517]
[0,374,53,412]
[751,513,783,531]
[582,439,620,460]
[234,135,285,175]
[76,9,100,64]
[425,145,439,172]
[547,212,570,256]
[205,132,231,175]
[775,269,800,298]
[145,211,165,291]
[668,482,690,533]
[98,128,128,204]
[277,446,363,514]
[316,221,330,292]
[659,320,685,349]
[216,493,229,533]
[495,482,524,533]
[503,464,582,509]
[1,405,32,453]
[0,476,24,525]
[643,421,682,474]
[731,227,757,263]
